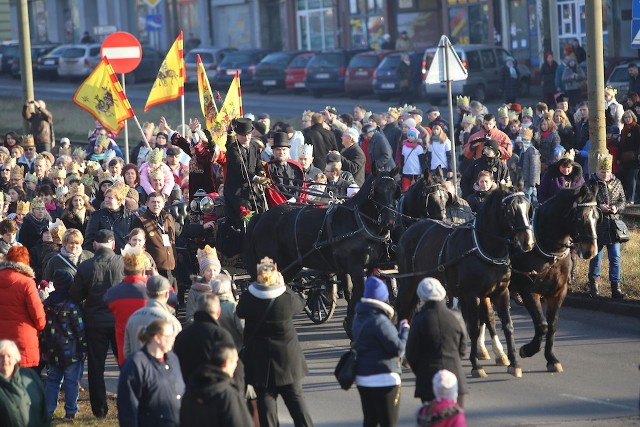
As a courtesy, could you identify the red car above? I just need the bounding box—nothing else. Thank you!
[285,52,316,91]
[344,50,397,98]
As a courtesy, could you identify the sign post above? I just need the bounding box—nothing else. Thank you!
[633,0,640,48]
[425,35,468,193]
[101,32,142,163]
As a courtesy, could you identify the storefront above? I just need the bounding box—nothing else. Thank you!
[395,0,441,51]
[295,0,336,51]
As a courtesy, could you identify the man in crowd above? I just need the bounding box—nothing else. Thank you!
[299,144,322,181]
[336,127,366,187]
[463,114,512,161]
[22,99,53,153]
[84,182,136,252]
[629,63,640,95]
[264,132,305,206]
[17,136,38,174]
[360,124,395,176]
[303,113,338,171]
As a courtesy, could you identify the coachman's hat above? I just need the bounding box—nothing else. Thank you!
[271,132,290,149]
[232,118,254,135]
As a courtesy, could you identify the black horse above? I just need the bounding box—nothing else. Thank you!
[399,166,449,225]
[509,185,599,373]
[245,167,401,335]
[396,185,534,378]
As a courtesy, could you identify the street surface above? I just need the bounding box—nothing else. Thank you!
[95,300,640,426]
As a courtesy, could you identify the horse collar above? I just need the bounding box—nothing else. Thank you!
[355,207,391,243]
[471,219,510,265]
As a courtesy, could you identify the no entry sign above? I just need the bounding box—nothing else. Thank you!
[101,32,142,74]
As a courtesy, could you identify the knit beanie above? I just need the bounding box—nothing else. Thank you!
[403,118,417,129]
[417,277,447,301]
[364,276,389,302]
[432,369,458,400]
[407,128,419,139]
[52,269,73,291]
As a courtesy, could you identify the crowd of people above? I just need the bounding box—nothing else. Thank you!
[0,52,637,425]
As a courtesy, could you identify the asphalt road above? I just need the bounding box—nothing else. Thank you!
[96,300,639,426]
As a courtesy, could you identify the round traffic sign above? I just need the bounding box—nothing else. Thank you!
[101,32,142,74]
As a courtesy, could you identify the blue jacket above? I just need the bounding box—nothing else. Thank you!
[117,347,185,427]
[352,300,408,376]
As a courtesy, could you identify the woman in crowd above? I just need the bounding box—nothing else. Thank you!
[127,228,157,275]
[561,57,586,108]
[60,183,94,234]
[553,109,575,151]
[42,228,93,281]
[605,86,624,130]
[0,340,50,426]
[353,276,410,427]
[465,170,496,213]
[538,151,584,203]
[501,56,520,103]
[123,163,147,206]
[617,110,640,204]
[536,116,561,170]
[117,318,184,427]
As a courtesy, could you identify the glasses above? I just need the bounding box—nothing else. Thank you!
[25,148,34,151]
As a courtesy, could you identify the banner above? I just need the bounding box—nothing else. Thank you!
[211,73,243,151]
[196,54,218,131]
[144,31,185,111]
[72,57,134,134]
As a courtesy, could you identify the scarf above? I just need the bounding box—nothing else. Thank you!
[60,245,82,265]
[507,63,517,79]
[541,130,552,140]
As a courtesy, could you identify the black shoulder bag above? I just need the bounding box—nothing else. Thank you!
[334,318,370,390]
[239,298,275,362]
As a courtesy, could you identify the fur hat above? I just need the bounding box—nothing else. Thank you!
[256,257,282,286]
[597,152,613,172]
[48,219,67,244]
[364,276,389,302]
[432,369,458,400]
[147,148,164,165]
[10,165,24,180]
[6,246,29,265]
[30,196,45,210]
[197,245,221,276]
[417,277,446,301]
[121,244,146,273]
[16,200,30,215]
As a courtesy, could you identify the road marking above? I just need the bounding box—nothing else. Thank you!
[560,393,636,410]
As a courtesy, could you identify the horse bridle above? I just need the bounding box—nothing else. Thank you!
[501,191,533,238]
[422,182,448,218]
[569,201,599,242]
[368,175,399,227]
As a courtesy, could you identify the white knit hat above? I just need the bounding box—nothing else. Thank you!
[197,245,221,276]
[432,369,458,400]
[417,277,447,302]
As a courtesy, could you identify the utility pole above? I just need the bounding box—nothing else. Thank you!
[585,0,605,174]
[17,0,34,133]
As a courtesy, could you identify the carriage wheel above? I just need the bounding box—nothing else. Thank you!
[304,282,337,324]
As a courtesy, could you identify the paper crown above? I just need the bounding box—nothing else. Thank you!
[196,245,221,274]
[148,167,164,180]
[50,166,66,179]
[604,86,617,97]
[300,144,314,158]
[508,110,520,122]
[497,105,509,119]
[256,257,281,286]
[22,134,35,147]
[98,170,113,185]
[520,128,533,140]
[65,183,87,201]
[30,196,45,209]
[48,219,67,244]
[34,154,49,165]
[68,161,84,175]
[96,134,110,149]
[456,95,470,108]
[10,165,23,180]
[107,181,129,201]
[522,107,534,117]
[301,110,313,122]
[597,152,613,172]
[121,244,147,272]
[461,114,476,125]
[24,172,37,183]
[72,147,87,160]
[147,147,163,164]
[85,161,102,176]
[15,200,29,215]
[563,148,575,161]
[387,107,401,120]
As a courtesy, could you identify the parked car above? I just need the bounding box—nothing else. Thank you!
[34,45,70,80]
[372,51,424,102]
[0,42,19,73]
[122,46,167,84]
[422,44,531,104]
[305,49,370,97]
[213,49,271,89]
[606,64,631,100]
[285,52,316,91]
[10,43,59,79]
[184,47,237,88]
[58,44,101,79]
[254,50,310,94]
[344,50,396,98]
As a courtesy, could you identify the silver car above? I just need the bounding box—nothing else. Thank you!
[606,65,630,100]
[184,47,237,88]
[58,44,101,79]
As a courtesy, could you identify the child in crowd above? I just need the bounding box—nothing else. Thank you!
[518,128,541,205]
[428,122,453,178]
[401,127,425,191]
[465,170,496,213]
[416,370,466,427]
[212,274,244,348]
[307,172,330,204]
[185,245,221,323]
[0,218,21,257]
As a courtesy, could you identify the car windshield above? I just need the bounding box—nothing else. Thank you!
[185,52,214,63]
[608,67,629,83]
[222,53,253,64]
[308,53,341,68]
[349,55,379,68]
[261,52,293,66]
[61,47,86,58]
[288,54,313,69]
[378,55,401,70]
[47,46,68,56]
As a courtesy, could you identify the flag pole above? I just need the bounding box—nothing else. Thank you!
[181,94,185,135]
[121,73,130,163]
[131,114,149,146]
[237,70,243,117]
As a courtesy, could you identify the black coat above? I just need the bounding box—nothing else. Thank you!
[587,174,626,245]
[406,300,468,401]
[460,156,510,198]
[340,143,366,187]
[501,65,520,102]
[224,138,264,225]
[18,212,51,249]
[236,285,308,387]
[367,130,396,172]
[304,123,338,170]
[180,364,253,427]
[540,61,558,94]
[173,311,243,390]
[83,206,137,253]
[383,122,403,157]
[60,208,92,235]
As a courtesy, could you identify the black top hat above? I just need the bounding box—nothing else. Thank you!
[555,93,569,103]
[232,118,254,135]
[252,121,266,135]
[271,132,290,149]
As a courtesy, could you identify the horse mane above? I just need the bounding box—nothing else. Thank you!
[477,184,510,219]
[538,186,593,220]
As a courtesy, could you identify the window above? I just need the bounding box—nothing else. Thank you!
[297,1,335,50]
[480,49,495,69]
[466,50,482,72]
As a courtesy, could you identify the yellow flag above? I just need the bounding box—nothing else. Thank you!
[211,73,243,151]
[144,31,185,111]
[72,57,134,134]
[196,54,218,131]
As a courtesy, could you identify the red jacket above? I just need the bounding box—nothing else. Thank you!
[0,261,46,367]
[103,275,148,365]
[463,128,513,160]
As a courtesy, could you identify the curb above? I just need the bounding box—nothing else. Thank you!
[563,295,640,318]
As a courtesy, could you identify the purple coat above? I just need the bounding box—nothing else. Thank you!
[538,161,584,203]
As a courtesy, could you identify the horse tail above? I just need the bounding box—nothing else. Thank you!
[243,211,264,280]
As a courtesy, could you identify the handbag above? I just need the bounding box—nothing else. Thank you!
[334,318,370,390]
[613,218,630,243]
[239,298,275,361]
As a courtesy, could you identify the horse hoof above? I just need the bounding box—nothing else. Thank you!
[477,349,490,360]
[508,366,523,378]
[471,368,488,378]
[547,362,563,373]
[519,347,530,359]
[496,353,509,366]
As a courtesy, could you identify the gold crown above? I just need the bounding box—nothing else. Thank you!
[256,257,281,286]
[64,183,87,203]
[147,148,163,164]
[563,148,575,161]
[522,107,533,117]
[16,200,29,215]
[50,166,66,179]
[387,107,401,120]
[196,245,220,272]
[456,96,470,108]
[68,161,84,175]
[22,134,35,146]
[34,154,49,165]
[462,114,476,125]
[48,219,67,244]
[400,104,418,115]
[148,167,164,180]
[85,161,102,176]
[72,147,87,161]
[121,244,147,272]
[107,181,130,201]
[301,110,313,122]
[30,196,45,209]
[604,86,617,97]
[10,165,23,180]
[597,152,613,172]
[24,172,37,183]
[96,134,110,149]
[508,110,519,122]
[497,105,509,119]
[98,171,113,184]
[520,128,533,140]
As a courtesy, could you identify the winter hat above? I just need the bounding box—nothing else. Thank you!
[52,269,73,292]
[147,275,171,296]
[484,139,501,157]
[6,246,29,265]
[402,118,417,129]
[407,128,419,139]
[197,245,221,276]
[363,276,389,302]
[417,277,446,301]
[432,369,458,400]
